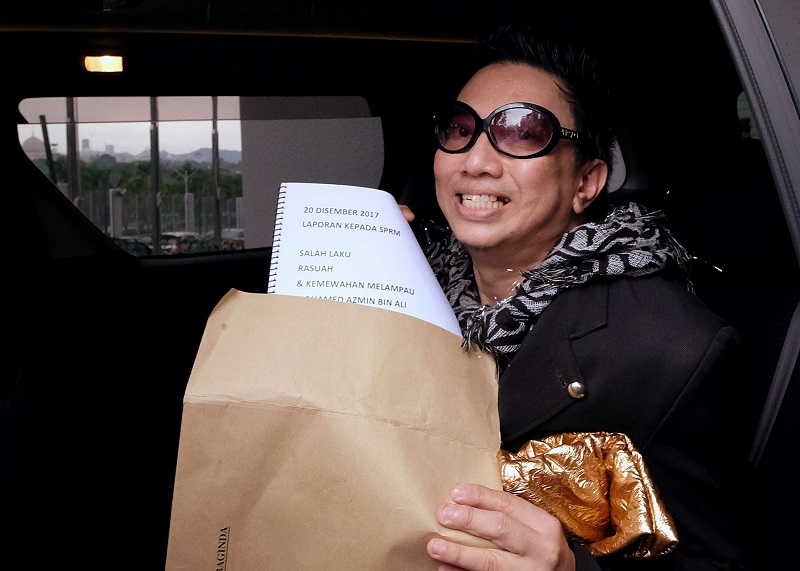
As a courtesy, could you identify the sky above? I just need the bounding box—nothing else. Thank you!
[20,120,243,157]
[17,96,243,156]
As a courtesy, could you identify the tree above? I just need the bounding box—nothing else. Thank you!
[218,167,243,199]
[118,161,150,198]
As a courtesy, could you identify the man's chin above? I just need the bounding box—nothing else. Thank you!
[450,228,502,252]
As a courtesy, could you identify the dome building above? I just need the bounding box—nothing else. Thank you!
[21,135,47,160]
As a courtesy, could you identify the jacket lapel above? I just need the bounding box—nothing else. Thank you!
[497,280,609,446]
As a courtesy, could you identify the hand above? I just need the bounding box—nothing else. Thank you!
[427,483,575,571]
[399,204,415,223]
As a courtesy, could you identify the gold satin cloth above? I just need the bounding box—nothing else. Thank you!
[498,432,678,558]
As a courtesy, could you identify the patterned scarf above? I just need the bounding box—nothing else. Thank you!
[422,202,692,369]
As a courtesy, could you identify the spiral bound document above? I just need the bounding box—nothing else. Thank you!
[267,182,461,336]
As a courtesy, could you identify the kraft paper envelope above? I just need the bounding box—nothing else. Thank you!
[165,289,501,570]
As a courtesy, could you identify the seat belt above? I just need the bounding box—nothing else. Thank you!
[748,299,800,468]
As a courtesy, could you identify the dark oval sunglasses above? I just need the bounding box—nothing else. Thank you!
[433,101,580,159]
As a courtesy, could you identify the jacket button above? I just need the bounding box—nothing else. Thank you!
[567,381,586,399]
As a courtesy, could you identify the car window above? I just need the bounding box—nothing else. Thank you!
[17,95,383,255]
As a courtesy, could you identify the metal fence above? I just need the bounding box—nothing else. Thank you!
[79,187,241,241]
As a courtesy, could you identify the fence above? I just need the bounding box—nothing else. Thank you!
[78,187,241,241]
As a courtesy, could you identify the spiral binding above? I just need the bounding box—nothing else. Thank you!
[267,185,287,293]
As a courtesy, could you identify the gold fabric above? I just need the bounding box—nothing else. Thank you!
[498,432,678,558]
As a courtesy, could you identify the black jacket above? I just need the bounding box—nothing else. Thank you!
[498,273,755,570]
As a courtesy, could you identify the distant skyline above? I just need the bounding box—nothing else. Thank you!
[19,119,243,156]
[18,96,243,156]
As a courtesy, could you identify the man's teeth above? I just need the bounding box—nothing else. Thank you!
[461,194,504,209]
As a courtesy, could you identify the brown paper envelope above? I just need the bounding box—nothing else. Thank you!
[165,289,501,570]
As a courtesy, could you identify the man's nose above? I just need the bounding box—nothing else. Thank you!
[463,131,503,175]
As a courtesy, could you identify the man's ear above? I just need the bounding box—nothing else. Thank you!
[573,159,608,214]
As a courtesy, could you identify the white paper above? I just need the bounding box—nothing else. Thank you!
[268,182,461,336]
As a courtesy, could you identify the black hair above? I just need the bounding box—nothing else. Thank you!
[444,25,617,219]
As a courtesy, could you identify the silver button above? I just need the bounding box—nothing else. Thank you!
[567,381,586,399]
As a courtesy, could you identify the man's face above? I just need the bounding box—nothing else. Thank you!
[434,62,590,267]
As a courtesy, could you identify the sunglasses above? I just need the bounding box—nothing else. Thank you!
[433,101,580,159]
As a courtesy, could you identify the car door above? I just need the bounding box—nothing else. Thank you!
[710,1,800,568]
[1,1,798,569]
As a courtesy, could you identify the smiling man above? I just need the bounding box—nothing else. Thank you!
[415,24,755,571]
[433,61,606,307]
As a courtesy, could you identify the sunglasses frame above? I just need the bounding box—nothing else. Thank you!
[433,101,580,159]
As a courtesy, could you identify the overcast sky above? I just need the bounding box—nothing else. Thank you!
[17,96,243,156]
[20,120,243,156]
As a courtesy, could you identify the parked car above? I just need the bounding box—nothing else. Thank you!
[221,227,245,250]
[1,1,799,569]
[112,236,153,256]
[160,232,199,254]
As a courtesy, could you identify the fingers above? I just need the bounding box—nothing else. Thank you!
[436,493,530,555]
[448,483,563,542]
[427,535,507,571]
[427,483,573,571]
[398,204,415,222]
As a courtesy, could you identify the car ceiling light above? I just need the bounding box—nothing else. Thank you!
[84,55,124,73]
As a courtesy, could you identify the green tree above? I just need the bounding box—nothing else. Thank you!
[218,167,243,199]
[30,153,69,185]
[118,161,151,198]
[163,161,208,197]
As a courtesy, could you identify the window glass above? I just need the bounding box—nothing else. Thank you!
[17,95,382,256]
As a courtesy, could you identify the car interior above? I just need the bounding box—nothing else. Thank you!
[1,0,798,569]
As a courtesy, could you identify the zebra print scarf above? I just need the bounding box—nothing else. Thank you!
[422,202,692,368]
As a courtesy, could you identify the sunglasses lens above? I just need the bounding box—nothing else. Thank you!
[490,107,554,157]
[435,106,476,152]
